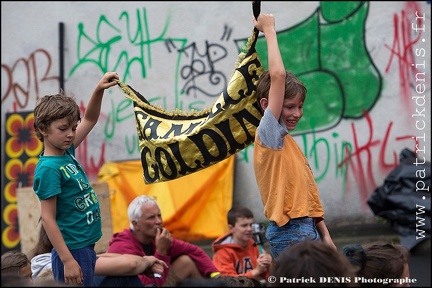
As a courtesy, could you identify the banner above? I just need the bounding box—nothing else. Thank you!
[117,26,264,184]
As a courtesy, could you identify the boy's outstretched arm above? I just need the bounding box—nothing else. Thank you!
[253,14,286,120]
[74,71,119,148]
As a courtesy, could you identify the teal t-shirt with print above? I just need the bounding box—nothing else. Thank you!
[33,145,102,250]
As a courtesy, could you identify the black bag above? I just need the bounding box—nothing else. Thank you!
[367,148,431,250]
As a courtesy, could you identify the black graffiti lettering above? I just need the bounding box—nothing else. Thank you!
[189,129,228,166]
[142,146,160,183]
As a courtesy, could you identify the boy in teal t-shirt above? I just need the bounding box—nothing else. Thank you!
[33,72,119,286]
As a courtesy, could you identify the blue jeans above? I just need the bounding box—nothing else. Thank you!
[52,244,96,287]
[265,217,320,259]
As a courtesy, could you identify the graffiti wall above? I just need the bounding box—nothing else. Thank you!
[1,1,430,252]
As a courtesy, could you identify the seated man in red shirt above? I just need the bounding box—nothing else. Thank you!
[107,195,220,286]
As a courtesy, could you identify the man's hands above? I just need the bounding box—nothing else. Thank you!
[155,227,172,255]
[143,256,168,277]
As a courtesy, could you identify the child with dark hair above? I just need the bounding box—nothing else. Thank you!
[1,250,32,284]
[342,241,411,287]
[212,206,272,282]
[269,240,359,287]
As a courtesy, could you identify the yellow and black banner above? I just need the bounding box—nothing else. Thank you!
[117,6,264,184]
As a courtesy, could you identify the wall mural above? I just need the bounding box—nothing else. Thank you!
[1,1,429,253]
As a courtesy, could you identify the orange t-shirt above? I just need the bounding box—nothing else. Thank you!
[253,111,324,226]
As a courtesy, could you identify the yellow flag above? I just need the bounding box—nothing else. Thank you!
[98,156,235,241]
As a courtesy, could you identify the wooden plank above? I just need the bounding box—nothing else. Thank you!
[16,186,41,255]
[93,182,112,253]
[17,182,113,255]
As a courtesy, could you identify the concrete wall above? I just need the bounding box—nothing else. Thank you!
[2,2,430,248]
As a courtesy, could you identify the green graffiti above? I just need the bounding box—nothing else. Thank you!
[238,1,382,134]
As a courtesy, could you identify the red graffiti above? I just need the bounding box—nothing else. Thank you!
[384,2,426,106]
[75,138,106,181]
[342,112,416,208]
[75,100,107,181]
[1,49,58,110]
